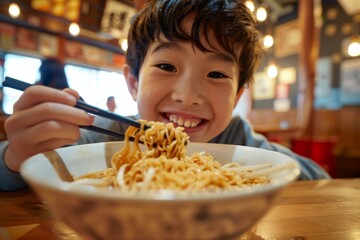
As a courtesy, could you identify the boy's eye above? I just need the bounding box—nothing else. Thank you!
[208,71,228,79]
[156,63,176,72]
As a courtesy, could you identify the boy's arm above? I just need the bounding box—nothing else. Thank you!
[0,116,131,191]
[0,127,108,191]
[210,116,331,180]
[241,118,331,180]
[264,141,331,180]
[0,141,28,191]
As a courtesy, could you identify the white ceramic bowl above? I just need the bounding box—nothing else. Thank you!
[20,141,300,240]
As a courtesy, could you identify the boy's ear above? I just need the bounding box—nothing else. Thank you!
[123,64,139,101]
[234,88,245,108]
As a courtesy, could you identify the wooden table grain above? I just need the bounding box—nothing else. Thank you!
[1,178,359,240]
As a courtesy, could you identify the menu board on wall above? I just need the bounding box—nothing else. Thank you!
[39,33,59,57]
[15,28,37,51]
[274,21,301,58]
[0,23,15,51]
[313,57,341,109]
[64,39,125,68]
[340,58,360,105]
[31,0,81,21]
[0,23,125,69]
[252,71,276,100]
[100,0,137,40]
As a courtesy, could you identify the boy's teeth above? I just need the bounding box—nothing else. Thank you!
[169,114,201,128]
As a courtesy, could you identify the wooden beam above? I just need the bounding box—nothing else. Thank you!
[296,0,318,137]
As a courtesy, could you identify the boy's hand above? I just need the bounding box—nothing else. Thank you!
[3,86,94,172]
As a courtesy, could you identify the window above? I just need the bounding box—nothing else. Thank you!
[2,53,138,116]
[3,54,41,114]
[65,64,137,116]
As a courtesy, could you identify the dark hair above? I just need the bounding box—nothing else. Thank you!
[107,96,115,102]
[126,0,262,91]
[37,58,70,89]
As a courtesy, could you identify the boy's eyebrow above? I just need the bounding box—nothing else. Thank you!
[211,52,234,63]
[151,42,182,54]
[151,41,235,63]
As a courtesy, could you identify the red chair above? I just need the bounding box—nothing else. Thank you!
[291,137,337,177]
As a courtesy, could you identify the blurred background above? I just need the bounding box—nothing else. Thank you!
[0,0,359,178]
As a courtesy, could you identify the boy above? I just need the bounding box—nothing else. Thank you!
[0,0,330,191]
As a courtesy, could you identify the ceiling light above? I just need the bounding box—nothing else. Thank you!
[119,38,128,52]
[69,22,80,36]
[256,6,267,22]
[245,1,255,12]
[347,17,360,57]
[267,62,278,78]
[9,3,20,18]
[347,37,360,57]
[263,34,274,48]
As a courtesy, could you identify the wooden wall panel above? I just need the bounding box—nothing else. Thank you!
[337,107,360,155]
[311,110,339,137]
[249,109,298,128]
[250,107,360,159]
[248,107,359,177]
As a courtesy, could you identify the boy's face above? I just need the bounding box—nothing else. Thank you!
[124,18,243,142]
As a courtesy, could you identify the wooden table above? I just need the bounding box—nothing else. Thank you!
[1,178,359,240]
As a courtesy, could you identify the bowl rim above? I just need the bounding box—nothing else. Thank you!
[20,142,301,202]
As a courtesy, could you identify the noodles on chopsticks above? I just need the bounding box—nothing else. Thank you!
[71,120,270,192]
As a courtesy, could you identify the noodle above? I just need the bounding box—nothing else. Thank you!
[72,120,269,192]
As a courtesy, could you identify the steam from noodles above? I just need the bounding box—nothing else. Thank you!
[72,120,269,192]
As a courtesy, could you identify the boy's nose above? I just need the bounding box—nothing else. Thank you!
[171,77,205,106]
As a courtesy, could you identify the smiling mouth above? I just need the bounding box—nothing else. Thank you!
[165,113,204,128]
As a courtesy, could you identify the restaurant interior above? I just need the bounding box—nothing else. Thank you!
[0,0,359,179]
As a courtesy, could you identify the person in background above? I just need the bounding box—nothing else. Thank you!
[0,0,330,191]
[36,58,70,89]
[106,96,117,112]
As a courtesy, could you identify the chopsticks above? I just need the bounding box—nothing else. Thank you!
[3,76,145,139]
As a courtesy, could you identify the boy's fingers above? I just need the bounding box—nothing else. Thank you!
[13,86,77,112]
[6,121,81,164]
[6,136,78,172]
[63,88,81,99]
[6,102,94,132]
[24,122,81,153]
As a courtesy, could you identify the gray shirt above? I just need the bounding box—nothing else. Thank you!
[0,115,330,191]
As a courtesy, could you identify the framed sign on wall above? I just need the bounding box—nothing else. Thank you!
[274,21,301,58]
[100,0,137,40]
